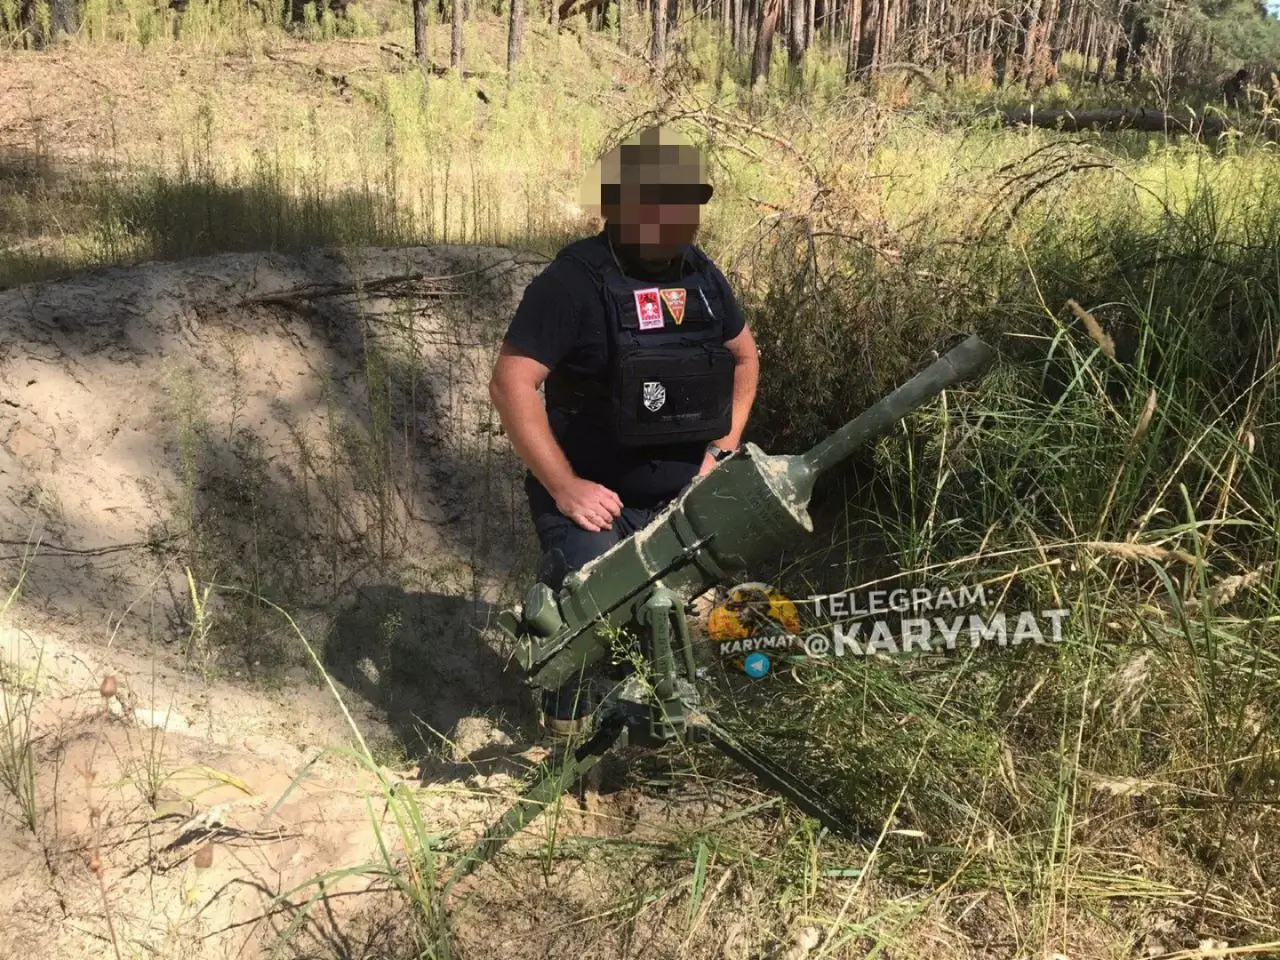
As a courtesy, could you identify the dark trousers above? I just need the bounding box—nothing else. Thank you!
[524,473,675,719]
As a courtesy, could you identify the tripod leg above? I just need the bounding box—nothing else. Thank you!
[446,712,627,885]
[691,714,858,839]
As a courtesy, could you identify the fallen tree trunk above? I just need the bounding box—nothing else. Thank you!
[999,106,1280,140]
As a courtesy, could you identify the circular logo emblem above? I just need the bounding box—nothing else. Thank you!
[706,582,801,642]
[743,652,771,677]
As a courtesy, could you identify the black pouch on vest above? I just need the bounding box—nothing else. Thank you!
[612,292,735,446]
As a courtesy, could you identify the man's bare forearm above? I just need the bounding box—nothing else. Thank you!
[490,380,577,497]
[714,346,759,451]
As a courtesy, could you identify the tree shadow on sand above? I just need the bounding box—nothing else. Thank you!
[0,149,571,773]
[323,582,541,765]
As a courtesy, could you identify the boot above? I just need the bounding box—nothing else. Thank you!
[541,679,593,738]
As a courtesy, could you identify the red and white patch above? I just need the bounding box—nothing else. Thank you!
[634,288,664,330]
[660,288,687,325]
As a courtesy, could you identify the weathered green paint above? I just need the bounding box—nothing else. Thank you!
[503,334,996,692]
[452,335,996,883]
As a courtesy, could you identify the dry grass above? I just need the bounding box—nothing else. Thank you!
[3,9,1280,960]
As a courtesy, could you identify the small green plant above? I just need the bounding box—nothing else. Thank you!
[183,566,217,673]
[118,682,176,809]
[0,640,41,834]
[170,368,206,549]
[0,566,39,834]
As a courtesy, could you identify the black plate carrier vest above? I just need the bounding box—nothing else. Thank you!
[544,237,736,447]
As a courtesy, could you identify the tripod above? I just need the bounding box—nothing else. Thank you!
[446,586,854,886]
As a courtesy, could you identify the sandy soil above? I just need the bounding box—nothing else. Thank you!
[0,246,551,954]
[0,242,801,960]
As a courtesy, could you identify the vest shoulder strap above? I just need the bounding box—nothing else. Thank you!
[685,244,713,271]
[554,236,616,278]
[556,236,718,284]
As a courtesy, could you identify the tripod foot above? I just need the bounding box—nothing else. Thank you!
[445,711,627,886]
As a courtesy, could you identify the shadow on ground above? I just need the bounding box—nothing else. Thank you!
[0,145,412,290]
[1,144,569,768]
[0,146,576,290]
[324,583,538,761]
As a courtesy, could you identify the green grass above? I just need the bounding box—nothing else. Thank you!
[726,154,1280,949]
[0,589,41,835]
[3,5,1280,956]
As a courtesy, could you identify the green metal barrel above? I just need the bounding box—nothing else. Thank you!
[505,335,996,691]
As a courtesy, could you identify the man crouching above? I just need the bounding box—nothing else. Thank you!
[488,124,759,735]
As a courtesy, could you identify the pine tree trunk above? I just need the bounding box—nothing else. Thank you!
[856,0,877,77]
[652,0,667,74]
[1019,0,1043,86]
[507,0,522,71]
[1083,12,1096,78]
[751,0,780,88]
[980,10,997,81]
[994,13,1017,86]
[414,0,429,63]
[1036,0,1061,88]
[788,0,805,68]
[882,0,896,62]
[844,0,862,81]
[1114,0,1145,82]
[1114,33,1130,80]
[451,0,463,68]
[1095,22,1116,84]
[876,0,889,66]
[1128,13,1148,79]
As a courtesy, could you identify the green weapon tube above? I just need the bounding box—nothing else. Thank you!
[499,335,995,691]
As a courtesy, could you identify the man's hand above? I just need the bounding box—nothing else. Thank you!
[489,346,622,533]
[551,476,623,532]
[695,326,757,479]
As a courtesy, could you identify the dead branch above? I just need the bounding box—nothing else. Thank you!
[998,106,1280,140]
[698,109,825,186]
[233,257,533,308]
[875,62,943,92]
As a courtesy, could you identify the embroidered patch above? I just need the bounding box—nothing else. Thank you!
[660,288,687,325]
[634,288,664,330]
[643,381,667,412]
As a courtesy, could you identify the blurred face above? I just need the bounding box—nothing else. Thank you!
[603,179,708,263]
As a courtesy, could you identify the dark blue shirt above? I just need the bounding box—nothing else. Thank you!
[503,231,747,507]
